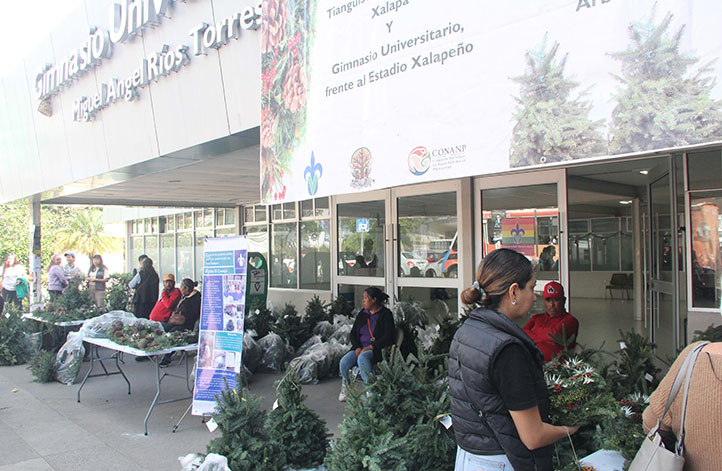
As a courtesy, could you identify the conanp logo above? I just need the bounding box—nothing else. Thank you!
[408,146,430,176]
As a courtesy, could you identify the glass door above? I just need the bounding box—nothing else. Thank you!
[393,181,462,323]
[335,191,389,310]
[647,158,682,359]
[474,170,567,314]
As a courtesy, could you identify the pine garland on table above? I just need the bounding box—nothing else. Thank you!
[206,384,286,471]
[266,368,330,468]
[106,322,196,352]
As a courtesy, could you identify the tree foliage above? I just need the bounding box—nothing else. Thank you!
[609,8,722,153]
[206,384,286,471]
[53,207,122,258]
[0,199,75,268]
[267,368,330,468]
[324,348,455,471]
[510,34,606,167]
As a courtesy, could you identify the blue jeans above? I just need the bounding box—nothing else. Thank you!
[339,350,374,384]
[455,446,514,471]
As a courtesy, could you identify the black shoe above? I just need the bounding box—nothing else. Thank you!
[135,356,149,362]
[159,354,173,367]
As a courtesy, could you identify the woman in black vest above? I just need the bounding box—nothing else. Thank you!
[448,249,579,470]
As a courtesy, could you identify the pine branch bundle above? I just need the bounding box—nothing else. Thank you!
[330,295,353,318]
[302,295,330,333]
[272,303,307,350]
[267,369,330,468]
[206,384,285,471]
[324,347,455,471]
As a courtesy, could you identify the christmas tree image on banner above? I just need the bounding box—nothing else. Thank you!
[510,35,606,168]
[609,8,722,154]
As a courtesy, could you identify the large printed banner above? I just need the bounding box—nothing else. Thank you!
[192,236,248,416]
[261,0,722,203]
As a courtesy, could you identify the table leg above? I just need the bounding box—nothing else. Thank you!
[144,356,163,436]
[115,352,131,395]
[77,345,98,402]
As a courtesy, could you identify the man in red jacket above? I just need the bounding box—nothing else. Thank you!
[149,273,182,323]
[523,281,579,362]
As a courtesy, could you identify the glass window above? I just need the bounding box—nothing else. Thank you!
[255,206,267,222]
[244,225,269,264]
[688,150,722,191]
[338,284,383,311]
[130,236,143,269]
[481,184,559,280]
[194,210,203,228]
[592,218,620,271]
[195,231,213,281]
[160,234,175,280]
[689,192,722,308]
[300,220,331,289]
[621,217,633,271]
[569,219,591,271]
[272,204,283,221]
[216,209,226,227]
[301,199,314,218]
[144,235,159,264]
[216,227,236,237]
[283,202,296,220]
[397,192,457,278]
[167,214,175,231]
[245,207,255,224]
[204,209,214,227]
[271,222,298,288]
[337,200,385,277]
[398,287,458,324]
[158,216,167,234]
[177,233,193,281]
[225,209,235,225]
[315,197,330,217]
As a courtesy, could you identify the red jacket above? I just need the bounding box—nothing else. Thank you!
[149,288,182,322]
[523,311,579,362]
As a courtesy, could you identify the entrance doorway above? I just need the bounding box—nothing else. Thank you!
[474,169,567,319]
[334,181,464,322]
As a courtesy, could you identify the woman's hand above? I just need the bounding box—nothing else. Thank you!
[564,425,580,435]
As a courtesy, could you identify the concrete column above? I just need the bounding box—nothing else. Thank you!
[29,195,42,305]
[633,198,643,322]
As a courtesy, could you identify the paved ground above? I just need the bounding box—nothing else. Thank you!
[0,353,346,471]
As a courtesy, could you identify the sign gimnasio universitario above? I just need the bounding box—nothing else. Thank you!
[34,0,262,122]
[260,0,722,204]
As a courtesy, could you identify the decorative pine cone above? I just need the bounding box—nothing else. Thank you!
[282,59,307,113]
[262,0,287,53]
[261,107,277,148]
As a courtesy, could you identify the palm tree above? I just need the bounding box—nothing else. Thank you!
[54,208,123,258]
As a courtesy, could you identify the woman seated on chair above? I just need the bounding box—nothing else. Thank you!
[163,278,201,332]
[338,287,395,401]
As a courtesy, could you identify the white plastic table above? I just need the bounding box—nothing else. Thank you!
[77,337,197,435]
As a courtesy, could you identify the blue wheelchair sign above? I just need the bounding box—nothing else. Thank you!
[356,218,370,233]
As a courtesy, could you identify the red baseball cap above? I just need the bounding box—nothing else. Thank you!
[542,281,564,300]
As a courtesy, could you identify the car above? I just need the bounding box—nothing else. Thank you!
[399,251,427,276]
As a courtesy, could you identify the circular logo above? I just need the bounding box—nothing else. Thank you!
[408,146,430,176]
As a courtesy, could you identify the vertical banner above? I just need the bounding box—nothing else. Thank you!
[192,236,248,416]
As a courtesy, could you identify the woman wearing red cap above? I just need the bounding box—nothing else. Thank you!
[523,281,579,362]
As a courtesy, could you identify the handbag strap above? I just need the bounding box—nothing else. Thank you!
[675,341,708,454]
[655,342,706,428]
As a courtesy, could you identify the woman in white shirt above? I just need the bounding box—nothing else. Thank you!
[2,253,27,311]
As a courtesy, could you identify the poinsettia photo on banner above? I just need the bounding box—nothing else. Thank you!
[260,0,722,204]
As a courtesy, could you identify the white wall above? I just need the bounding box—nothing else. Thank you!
[569,271,633,299]
[0,0,261,204]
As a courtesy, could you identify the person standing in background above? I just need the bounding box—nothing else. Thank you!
[87,254,109,308]
[130,257,159,319]
[1,253,27,311]
[47,254,68,299]
[62,252,84,281]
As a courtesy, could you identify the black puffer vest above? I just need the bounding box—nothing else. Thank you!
[448,308,552,471]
